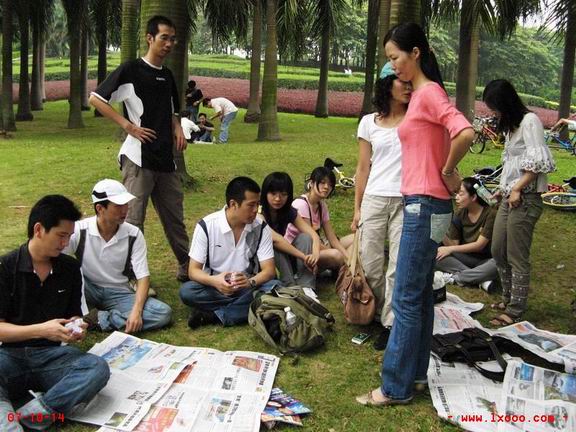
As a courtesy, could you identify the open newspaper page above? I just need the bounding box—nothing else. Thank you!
[428,355,506,432]
[491,322,576,371]
[497,360,576,432]
[75,332,279,432]
[433,293,484,335]
[69,371,171,431]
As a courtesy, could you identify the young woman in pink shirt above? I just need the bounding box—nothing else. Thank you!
[356,22,474,407]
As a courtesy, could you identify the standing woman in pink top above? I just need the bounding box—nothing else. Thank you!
[356,22,474,407]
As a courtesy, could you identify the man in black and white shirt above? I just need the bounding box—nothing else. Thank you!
[89,15,190,282]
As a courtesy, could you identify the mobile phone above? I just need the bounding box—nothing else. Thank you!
[351,333,371,345]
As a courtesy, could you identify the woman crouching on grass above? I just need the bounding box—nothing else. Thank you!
[482,79,555,327]
[285,167,353,274]
[260,172,321,288]
[351,64,412,350]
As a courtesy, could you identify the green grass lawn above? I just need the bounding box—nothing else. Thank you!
[0,102,575,431]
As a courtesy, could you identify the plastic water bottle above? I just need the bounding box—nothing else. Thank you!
[284,307,297,327]
[474,183,497,206]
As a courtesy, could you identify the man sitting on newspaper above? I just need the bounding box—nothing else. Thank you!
[65,179,173,333]
[179,176,279,328]
[0,195,110,431]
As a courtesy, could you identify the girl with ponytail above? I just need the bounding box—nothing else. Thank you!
[356,22,474,407]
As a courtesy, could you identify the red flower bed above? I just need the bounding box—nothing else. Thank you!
[20,77,560,128]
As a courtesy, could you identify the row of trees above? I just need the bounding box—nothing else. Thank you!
[2,1,576,145]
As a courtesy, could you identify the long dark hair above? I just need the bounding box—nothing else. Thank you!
[261,172,294,228]
[482,79,529,134]
[461,177,488,207]
[307,166,336,199]
[373,76,398,117]
[383,22,445,91]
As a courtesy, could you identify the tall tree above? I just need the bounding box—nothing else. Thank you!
[377,0,391,72]
[245,0,262,123]
[15,0,34,121]
[80,26,90,110]
[360,0,379,116]
[2,0,16,131]
[121,0,140,63]
[140,0,197,185]
[311,0,348,118]
[62,0,87,128]
[257,0,280,141]
[30,0,53,111]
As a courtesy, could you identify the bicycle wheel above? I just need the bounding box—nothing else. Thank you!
[339,177,355,188]
[542,192,576,211]
[469,132,486,154]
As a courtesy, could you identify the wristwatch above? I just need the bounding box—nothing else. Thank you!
[249,278,257,290]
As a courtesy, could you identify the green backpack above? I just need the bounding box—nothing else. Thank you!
[248,286,335,355]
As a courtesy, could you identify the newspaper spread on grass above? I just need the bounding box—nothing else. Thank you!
[72,332,279,432]
[428,354,505,432]
[497,360,576,432]
[490,322,576,372]
[433,293,484,335]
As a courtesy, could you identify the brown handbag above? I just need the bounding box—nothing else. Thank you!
[335,232,376,325]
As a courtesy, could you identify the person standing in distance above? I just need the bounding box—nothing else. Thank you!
[89,16,190,282]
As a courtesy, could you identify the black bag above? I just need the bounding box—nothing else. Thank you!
[431,327,509,382]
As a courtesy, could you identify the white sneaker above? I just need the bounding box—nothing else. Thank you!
[193,139,213,145]
[433,271,454,288]
[480,280,495,293]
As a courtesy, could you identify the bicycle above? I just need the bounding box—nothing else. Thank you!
[542,176,576,211]
[472,164,502,192]
[323,157,355,189]
[544,130,576,156]
[470,116,504,154]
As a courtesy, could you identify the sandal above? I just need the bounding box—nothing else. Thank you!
[356,389,412,406]
[490,302,506,311]
[489,313,518,327]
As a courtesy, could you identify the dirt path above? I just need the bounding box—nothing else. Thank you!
[20,77,560,128]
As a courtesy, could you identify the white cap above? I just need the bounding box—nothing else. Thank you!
[91,179,135,205]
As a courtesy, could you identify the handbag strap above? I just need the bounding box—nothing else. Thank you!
[348,232,360,274]
[453,335,508,382]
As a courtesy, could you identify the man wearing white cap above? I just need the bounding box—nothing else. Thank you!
[64,179,172,333]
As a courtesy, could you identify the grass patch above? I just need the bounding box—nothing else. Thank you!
[0,102,575,431]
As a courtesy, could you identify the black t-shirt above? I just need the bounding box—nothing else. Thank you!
[200,120,214,132]
[268,208,298,236]
[185,88,203,106]
[0,244,83,347]
[94,58,180,172]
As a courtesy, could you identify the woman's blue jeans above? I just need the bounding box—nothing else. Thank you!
[380,195,452,400]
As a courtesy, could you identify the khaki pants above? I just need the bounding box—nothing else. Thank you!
[121,156,190,266]
[491,193,543,318]
[359,195,403,327]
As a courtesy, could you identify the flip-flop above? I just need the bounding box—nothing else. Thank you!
[489,313,518,327]
[490,302,506,311]
[355,390,412,406]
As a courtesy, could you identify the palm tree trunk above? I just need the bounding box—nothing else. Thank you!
[16,0,33,121]
[31,6,43,111]
[63,0,85,129]
[0,33,3,131]
[80,28,90,110]
[2,0,16,131]
[559,3,576,141]
[140,0,194,186]
[401,0,421,26]
[314,27,330,118]
[244,0,262,123]
[121,0,139,63]
[389,0,401,28]
[377,0,391,72]
[257,0,280,141]
[360,0,379,117]
[455,0,479,122]
[95,21,107,117]
[40,35,46,101]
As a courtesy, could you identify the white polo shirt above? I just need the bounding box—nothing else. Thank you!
[65,216,150,288]
[210,97,238,116]
[189,208,274,274]
[181,117,200,140]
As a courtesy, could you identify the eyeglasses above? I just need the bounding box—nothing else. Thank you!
[158,35,178,44]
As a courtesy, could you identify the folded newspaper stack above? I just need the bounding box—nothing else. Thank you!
[261,387,312,429]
